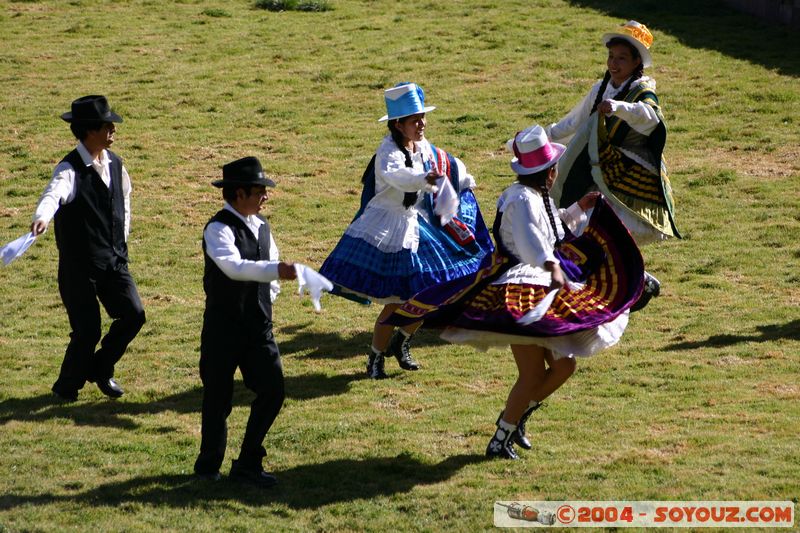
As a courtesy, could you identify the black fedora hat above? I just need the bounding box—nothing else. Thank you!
[61,95,123,123]
[213,156,276,188]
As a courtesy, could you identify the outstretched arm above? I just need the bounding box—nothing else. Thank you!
[31,161,77,235]
[204,222,291,282]
[597,99,660,135]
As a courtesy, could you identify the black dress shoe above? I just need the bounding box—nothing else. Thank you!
[96,378,124,399]
[51,385,78,402]
[229,460,278,488]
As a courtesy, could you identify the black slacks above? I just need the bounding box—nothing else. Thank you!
[194,333,285,475]
[53,261,146,392]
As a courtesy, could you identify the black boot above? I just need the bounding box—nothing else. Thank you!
[485,415,518,460]
[630,271,661,312]
[366,349,387,379]
[387,330,420,371]
[513,402,542,450]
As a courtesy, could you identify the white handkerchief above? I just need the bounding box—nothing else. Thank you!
[433,176,458,225]
[1,232,37,266]
[516,288,559,325]
[295,263,334,312]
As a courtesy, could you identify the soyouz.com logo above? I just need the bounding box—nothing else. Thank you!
[494,501,795,527]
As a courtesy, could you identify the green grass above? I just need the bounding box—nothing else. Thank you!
[1,0,799,531]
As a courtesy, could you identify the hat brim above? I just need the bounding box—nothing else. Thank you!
[61,111,124,123]
[602,32,652,68]
[510,143,566,175]
[212,177,277,188]
[378,105,436,122]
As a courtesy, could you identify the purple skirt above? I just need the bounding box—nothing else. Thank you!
[387,198,644,341]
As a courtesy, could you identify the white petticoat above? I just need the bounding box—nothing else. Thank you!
[344,205,418,253]
[440,311,629,359]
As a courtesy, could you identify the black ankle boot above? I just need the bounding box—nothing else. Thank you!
[387,330,420,371]
[366,350,387,379]
[513,403,542,450]
[486,415,518,460]
[630,271,661,312]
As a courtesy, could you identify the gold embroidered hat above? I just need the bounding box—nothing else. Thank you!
[602,20,653,68]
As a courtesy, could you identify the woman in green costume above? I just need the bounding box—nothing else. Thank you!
[546,20,679,309]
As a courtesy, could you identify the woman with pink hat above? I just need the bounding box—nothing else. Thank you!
[387,125,644,459]
[545,21,680,310]
[320,82,493,379]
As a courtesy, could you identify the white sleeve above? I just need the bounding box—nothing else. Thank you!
[268,231,281,302]
[558,202,589,235]
[33,161,77,223]
[122,165,131,240]
[204,222,280,283]
[376,148,429,192]
[508,198,558,267]
[607,100,661,135]
[546,83,599,143]
[453,157,476,190]
[269,231,279,261]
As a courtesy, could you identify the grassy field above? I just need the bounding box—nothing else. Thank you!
[1,0,798,531]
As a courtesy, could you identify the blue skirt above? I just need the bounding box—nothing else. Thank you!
[320,190,493,303]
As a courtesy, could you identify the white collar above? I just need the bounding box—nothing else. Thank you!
[223,202,264,229]
[608,74,650,91]
[76,142,110,167]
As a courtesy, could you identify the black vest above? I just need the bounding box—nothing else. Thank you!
[202,209,273,343]
[53,149,127,270]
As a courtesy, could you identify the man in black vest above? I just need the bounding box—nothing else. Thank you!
[194,156,296,488]
[31,95,146,402]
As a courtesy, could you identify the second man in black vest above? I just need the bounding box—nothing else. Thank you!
[194,156,297,488]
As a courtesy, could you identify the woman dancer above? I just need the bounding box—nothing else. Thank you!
[388,125,644,458]
[546,20,678,309]
[320,82,492,379]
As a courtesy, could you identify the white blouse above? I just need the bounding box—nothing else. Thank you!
[344,135,475,253]
[546,76,660,145]
[492,183,587,287]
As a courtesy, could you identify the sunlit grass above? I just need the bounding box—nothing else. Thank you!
[0,0,798,530]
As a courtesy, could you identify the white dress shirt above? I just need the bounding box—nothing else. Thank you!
[203,203,281,301]
[33,142,132,239]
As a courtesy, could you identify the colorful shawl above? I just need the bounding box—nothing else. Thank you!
[551,80,680,240]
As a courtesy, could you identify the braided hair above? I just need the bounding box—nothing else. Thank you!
[590,37,645,114]
[388,119,420,208]
[518,167,565,247]
[589,70,612,115]
[540,184,564,248]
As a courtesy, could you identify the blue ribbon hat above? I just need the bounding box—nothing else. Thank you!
[378,82,436,122]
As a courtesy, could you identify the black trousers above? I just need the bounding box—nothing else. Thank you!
[194,333,285,475]
[53,261,146,392]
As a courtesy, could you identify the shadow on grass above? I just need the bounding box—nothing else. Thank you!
[568,0,800,77]
[0,372,363,427]
[278,321,448,359]
[278,321,373,359]
[663,319,800,351]
[0,453,485,511]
